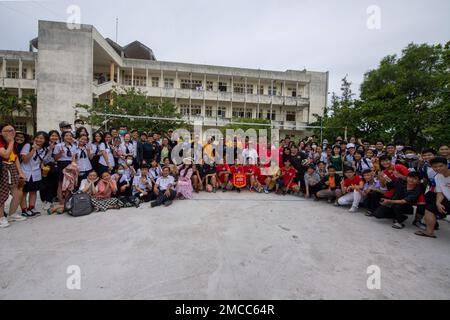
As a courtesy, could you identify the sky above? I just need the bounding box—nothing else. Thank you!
[1,0,449,102]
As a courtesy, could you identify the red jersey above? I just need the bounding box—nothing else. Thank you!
[230,165,245,176]
[343,175,362,188]
[383,164,409,198]
[281,166,297,186]
[216,163,231,183]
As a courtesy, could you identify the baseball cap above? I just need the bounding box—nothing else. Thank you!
[346,143,356,149]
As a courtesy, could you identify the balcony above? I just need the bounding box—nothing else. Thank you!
[92,80,115,96]
[1,78,37,89]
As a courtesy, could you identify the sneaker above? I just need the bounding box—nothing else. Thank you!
[8,213,27,222]
[333,201,339,207]
[212,188,216,193]
[412,220,426,230]
[0,217,10,228]
[365,210,373,217]
[349,206,359,213]
[250,187,255,193]
[29,209,41,217]
[392,222,405,229]
[163,200,173,207]
[222,188,227,193]
[263,188,270,194]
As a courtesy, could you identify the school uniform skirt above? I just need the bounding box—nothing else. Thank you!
[0,162,19,204]
[23,176,42,193]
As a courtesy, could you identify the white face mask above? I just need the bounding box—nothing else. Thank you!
[126,159,133,166]
[117,169,125,175]
[75,124,82,129]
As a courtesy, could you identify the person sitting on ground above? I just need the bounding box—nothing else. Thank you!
[316,165,342,203]
[203,156,217,193]
[280,159,300,195]
[244,157,263,193]
[163,157,178,178]
[176,158,194,200]
[304,165,321,199]
[151,166,176,207]
[335,166,364,212]
[79,170,99,196]
[361,169,386,216]
[230,157,246,193]
[415,157,449,238]
[91,171,123,212]
[262,159,282,194]
[372,171,421,229]
[215,156,231,192]
[132,165,154,203]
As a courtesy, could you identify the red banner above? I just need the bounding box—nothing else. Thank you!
[233,173,247,188]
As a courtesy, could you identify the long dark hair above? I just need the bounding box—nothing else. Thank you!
[47,130,61,145]
[180,163,192,177]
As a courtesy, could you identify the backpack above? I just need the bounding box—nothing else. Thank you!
[65,191,94,217]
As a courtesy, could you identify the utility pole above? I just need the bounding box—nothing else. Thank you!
[115,18,119,43]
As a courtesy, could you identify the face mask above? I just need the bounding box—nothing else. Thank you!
[396,145,403,152]
[75,124,82,129]
[119,130,126,135]
[126,159,133,166]
[117,169,125,175]
[405,154,416,160]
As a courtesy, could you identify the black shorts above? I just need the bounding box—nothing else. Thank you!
[426,198,450,219]
[23,176,42,193]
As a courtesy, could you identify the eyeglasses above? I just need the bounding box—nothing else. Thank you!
[2,129,15,133]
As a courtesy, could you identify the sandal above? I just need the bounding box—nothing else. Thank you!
[414,230,437,238]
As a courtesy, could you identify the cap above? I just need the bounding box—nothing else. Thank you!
[59,121,71,128]
[323,139,329,144]
[346,143,356,149]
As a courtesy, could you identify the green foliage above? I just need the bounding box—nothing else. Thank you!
[313,42,450,149]
[0,88,30,125]
[75,87,187,134]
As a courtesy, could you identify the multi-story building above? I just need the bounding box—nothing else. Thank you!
[0,20,329,137]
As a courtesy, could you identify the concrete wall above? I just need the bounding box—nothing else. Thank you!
[308,71,328,123]
[37,21,93,132]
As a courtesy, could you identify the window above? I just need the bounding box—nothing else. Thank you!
[218,106,226,118]
[6,67,19,79]
[22,68,27,79]
[286,111,296,122]
[14,121,28,133]
[268,84,277,96]
[134,76,146,87]
[246,84,254,94]
[259,85,264,95]
[179,105,189,116]
[205,106,214,117]
[266,111,276,120]
[233,83,245,94]
[218,82,227,92]
[206,81,214,91]
[151,77,159,87]
[245,110,252,118]
[232,108,244,118]
[180,79,202,90]
[258,111,264,119]
[191,105,202,116]
[123,75,132,86]
[164,78,174,88]
[32,69,36,80]
[288,87,297,97]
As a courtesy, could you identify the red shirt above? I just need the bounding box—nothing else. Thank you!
[383,164,409,198]
[230,165,244,176]
[281,166,297,186]
[343,175,362,188]
[216,163,230,173]
[0,139,18,162]
[244,165,260,178]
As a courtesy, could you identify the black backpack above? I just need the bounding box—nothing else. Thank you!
[65,191,94,217]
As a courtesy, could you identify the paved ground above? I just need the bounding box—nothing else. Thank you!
[0,192,449,300]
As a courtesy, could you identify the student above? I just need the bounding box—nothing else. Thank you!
[378,155,409,199]
[373,172,421,229]
[90,131,103,173]
[329,145,344,176]
[215,156,231,192]
[53,131,77,204]
[114,165,139,208]
[79,170,99,196]
[361,169,385,216]
[335,167,364,212]
[317,161,327,178]
[98,133,115,175]
[437,144,449,168]
[203,157,217,193]
[148,159,162,184]
[40,130,61,209]
[20,131,49,217]
[280,159,300,195]
[244,158,263,193]
[118,133,135,166]
[262,160,282,194]
[151,166,176,207]
[304,165,321,199]
[352,150,373,175]
[176,158,194,200]
[316,165,342,203]
[123,155,137,179]
[91,171,123,212]
[163,156,178,178]
[75,134,93,185]
[415,157,449,238]
[192,158,205,193]
[132,166,154,202]
[0,124,28,228]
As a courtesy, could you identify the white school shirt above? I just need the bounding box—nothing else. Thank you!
[79,179,98,195]
[118,142,135,165]
[75,146,93,172]
[20,144,47,182]
[54,142,77,162]
[435,173,450,201]
[98,142,115,167]
[132,175,152,194]
[156,175,175,191]
[149,166,162,181]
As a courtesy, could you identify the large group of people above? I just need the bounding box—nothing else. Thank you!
[1,119,449,239]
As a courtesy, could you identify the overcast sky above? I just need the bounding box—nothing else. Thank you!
[1,0,449,101]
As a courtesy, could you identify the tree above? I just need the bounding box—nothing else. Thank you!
[75,87,187,134]
[312,42,450,149]
[0,88,30,125]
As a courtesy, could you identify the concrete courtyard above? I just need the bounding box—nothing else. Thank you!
[0,192,449,300]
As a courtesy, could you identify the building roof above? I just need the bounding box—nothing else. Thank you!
[105,38,157,61]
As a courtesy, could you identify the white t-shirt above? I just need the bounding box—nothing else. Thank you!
[54,142,77,162]
[242,148,258,163]
[435,173,450,201]
[132,175,152,195]
[118,142,135,165]
[79,179,98,195]
[99,142,115,167]
[75,146,93,172]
